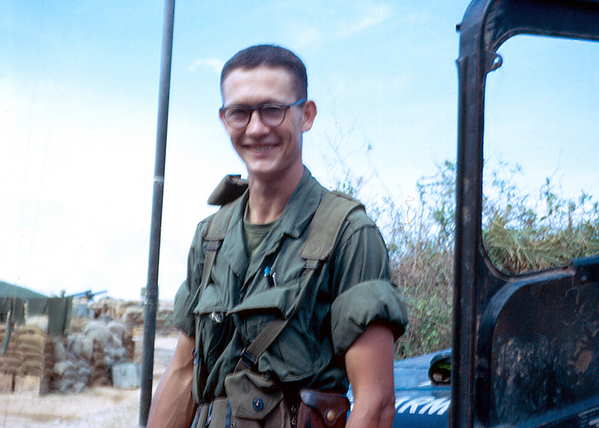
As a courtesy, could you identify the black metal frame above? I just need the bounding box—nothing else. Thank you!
[452,1,599,427]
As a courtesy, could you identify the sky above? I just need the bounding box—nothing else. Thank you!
[1,1,597,301]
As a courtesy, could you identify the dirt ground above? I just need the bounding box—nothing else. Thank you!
[0,334,178,428]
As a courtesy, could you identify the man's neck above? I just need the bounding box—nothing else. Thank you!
[245,165,304,224]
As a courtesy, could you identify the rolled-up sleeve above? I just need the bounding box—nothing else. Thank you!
[331,279,407,355]
[329,213,408,356]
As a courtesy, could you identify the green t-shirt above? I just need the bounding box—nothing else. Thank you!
[243,218,276,259]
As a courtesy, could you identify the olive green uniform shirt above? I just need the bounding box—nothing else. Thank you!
[173,169,407,402]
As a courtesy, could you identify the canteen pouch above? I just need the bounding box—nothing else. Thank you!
[297,389,350,428]
[224,370,292,428]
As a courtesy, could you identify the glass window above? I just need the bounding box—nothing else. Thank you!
[483,36,599,275]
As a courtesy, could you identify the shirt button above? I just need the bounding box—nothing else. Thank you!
[253,397,264,412]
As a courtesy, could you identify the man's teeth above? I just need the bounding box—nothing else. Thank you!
[250,145,274,152]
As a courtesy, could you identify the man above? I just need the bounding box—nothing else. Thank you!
[147,45,407,428]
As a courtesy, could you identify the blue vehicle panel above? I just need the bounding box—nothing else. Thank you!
[347,350,451,428]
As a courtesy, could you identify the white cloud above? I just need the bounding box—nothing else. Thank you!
[337,4,392,38]
[188,58,224,74]
[285,3,392,51]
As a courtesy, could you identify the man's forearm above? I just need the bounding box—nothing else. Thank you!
[147,333,196,428]
[346,395,396,428]
[345,324,397,428]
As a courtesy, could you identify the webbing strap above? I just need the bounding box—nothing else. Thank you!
[235,318,287,372]
[299,191,364,262]
[185,201,238,319]
[200,201,238,295]
[234,266,320,373]
[204,201,238,241]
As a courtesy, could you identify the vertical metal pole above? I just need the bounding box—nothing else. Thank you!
[139,0,175,426]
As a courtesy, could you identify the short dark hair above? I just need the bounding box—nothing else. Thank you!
[220,45,308,100]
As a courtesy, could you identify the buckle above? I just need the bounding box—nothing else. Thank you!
[207,240,222,251]
[303,259,320,270]
[240,348,257,369]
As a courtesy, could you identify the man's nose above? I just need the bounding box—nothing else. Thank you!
[246,109,270,135]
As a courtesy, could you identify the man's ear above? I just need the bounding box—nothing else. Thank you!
[301,100,317,132]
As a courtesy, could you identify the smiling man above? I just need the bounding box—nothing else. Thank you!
[147,45,407,428]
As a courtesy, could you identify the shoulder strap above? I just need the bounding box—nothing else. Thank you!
[185,201,238,319]
[235,191,364,372]
[189,201,240,403]
[199,201,237,293]
[300,191,364,267]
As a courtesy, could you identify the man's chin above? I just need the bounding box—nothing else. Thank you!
[246,167,279,181]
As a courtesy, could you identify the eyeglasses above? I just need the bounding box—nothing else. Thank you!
[220,99,306,128]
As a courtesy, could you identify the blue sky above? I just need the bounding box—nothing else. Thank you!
[2,1,597,300]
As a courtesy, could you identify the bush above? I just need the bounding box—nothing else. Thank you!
[482,166,599,274]
[335,159,599,359]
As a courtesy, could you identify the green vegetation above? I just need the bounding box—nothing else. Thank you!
[0,281,48,299]
[482,163,599,274]
[335,160,599,359]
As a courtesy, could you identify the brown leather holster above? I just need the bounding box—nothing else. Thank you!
[297,389,350,428]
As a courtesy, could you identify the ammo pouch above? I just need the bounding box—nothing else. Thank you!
[297,389,350,428]
[223,370,349,428]
[224,370,292,428]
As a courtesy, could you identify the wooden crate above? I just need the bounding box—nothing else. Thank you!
[0,373,14,393]
[14,374,41,394]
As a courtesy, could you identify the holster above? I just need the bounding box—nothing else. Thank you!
[297,389,350,428]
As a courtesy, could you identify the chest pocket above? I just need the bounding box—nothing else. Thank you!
[230,276,303,343]
[229,273,333,381]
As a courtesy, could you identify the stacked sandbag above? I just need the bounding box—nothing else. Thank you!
[87,298,176,335]
[157,301,175,333]
[0,325,49,394]
[16,326,47,376]
[48,320,134,393]
[0,325,19,374]
[107,321,135,361]
[89,336,110,386]
[49,334,94,393]
[89,298,132,322]
[0,325,47,377]
[121,305,144,332]
[84,321,132,385]
[119,301,175,334]
[41,339,53,394]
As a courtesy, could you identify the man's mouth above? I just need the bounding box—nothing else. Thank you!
[247,144,277,153]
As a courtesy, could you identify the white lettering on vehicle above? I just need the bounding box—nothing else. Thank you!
[395,396,451,416]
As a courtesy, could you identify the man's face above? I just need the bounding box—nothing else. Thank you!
[220,66,316,182]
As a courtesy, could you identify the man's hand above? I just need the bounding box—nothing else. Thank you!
[345,323,396,428]
[147,332,196,428]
